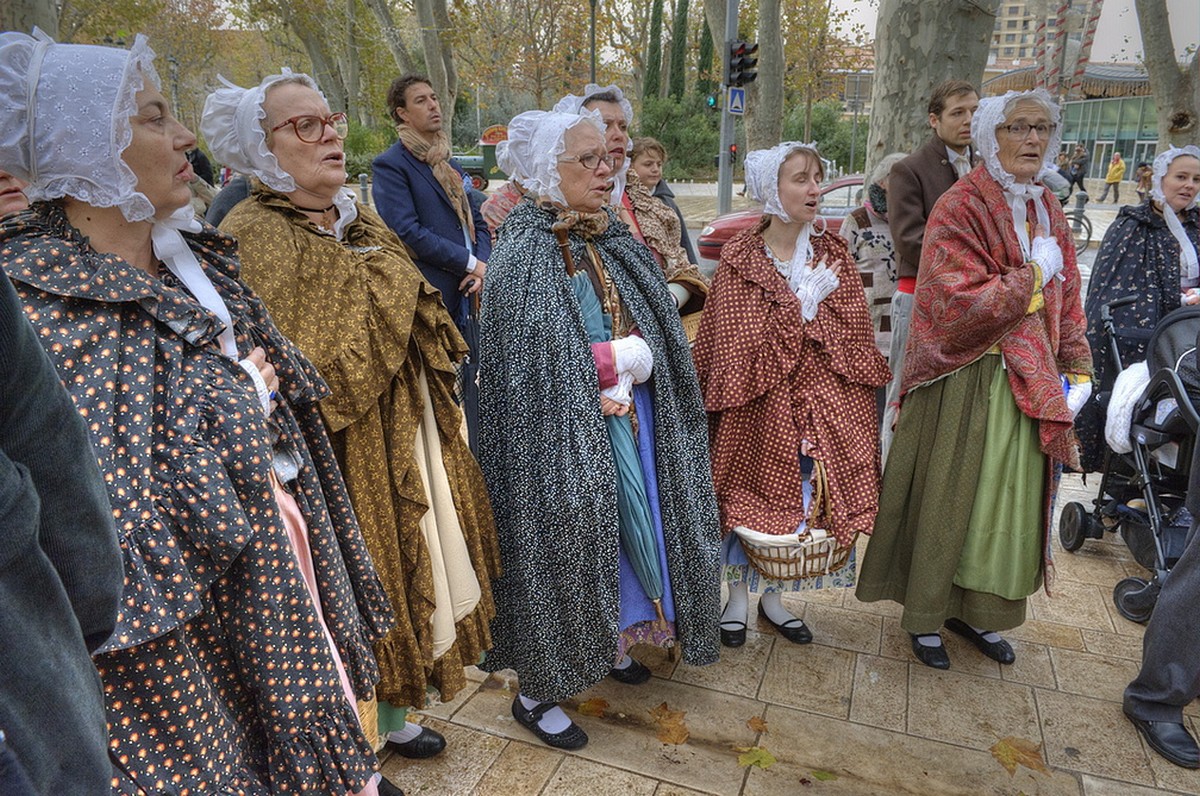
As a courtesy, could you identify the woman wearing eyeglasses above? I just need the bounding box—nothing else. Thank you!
[203,72,501,763]
[476,110,720,749]
[857,88,1092,670]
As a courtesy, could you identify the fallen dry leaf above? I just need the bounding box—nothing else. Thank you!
[737,746,777,769]
[811,769,838,781]
[747,716,769,733]
[990,736,1050,776]
[577,697,609,718]
[649,701,690,745]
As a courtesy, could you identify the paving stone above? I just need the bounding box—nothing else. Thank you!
[379,717,506,794]
[757,639,855,719]
[1029,578,1116,632]
[1049,648,1140,703]
[1036,689,1156,785]
[1002,639,1058,689]
[671,629,773,699]
[743,703,1082,795]
[1080,628,1146,661]
[541,756,660,795]
[849,653,907,731]
[474,741,563,796]
[803,602,883,655]
[907,666,1040,751]
[1081,774,1187,795]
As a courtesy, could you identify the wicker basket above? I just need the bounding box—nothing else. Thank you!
[733,525,853,581]
[357,693,380,751]
[680,310,703,343]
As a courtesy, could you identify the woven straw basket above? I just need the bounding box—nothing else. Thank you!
[357,694,381,751]
[733,525,852,580]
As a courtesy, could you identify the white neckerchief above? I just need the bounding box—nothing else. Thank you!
[946,145,971,179]
[1163,203,1200,283]
[152,206,238,358]
[327,187,359,241]
[769,223,816,296]
[1004,182,1051,261]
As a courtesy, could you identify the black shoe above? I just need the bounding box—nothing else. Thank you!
[910,633,951,669]
[609,657,652,685]
[944,617,1016,665]
[511,697,589,750]
[757,600,812,644]
[720,618,747,647]
[378,776,405,796]
[1127,714,1200,769]
[384,726,446,759]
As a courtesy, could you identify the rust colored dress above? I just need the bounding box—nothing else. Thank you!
[223,186,500,709]
[693,220,892,553]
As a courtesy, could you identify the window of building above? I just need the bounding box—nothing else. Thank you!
[1007,19,1018,28]
[1003,47,1014,56]
[1005,33,1016,42]
[1009,5,1020,13]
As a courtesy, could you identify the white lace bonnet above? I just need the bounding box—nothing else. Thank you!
[744,141,822,223]
[553,84,633,205]
[200,70,323,193]
[500,110,606,207]
[0,29,161,222]
[1151,146,1200,282]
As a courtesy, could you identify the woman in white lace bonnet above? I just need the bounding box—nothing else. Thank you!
[692,142,890,650]
[857,88,1092,670]
[1075,145,1200,471]
[0,30,397,795]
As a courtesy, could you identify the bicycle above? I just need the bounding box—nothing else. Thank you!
[1071,208,1092,255]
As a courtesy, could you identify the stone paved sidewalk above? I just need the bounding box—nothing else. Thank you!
[380,472,1200,795]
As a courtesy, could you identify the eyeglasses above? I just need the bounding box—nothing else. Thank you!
[997,122,1057,140]
[270,112,349,143]
[558,152,615,172]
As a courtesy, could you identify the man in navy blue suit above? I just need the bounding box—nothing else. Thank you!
[373,74,491,446]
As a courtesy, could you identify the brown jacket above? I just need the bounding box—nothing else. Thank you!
[887,135,966,280]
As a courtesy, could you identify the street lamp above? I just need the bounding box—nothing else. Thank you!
[590,0,598,83]
[846,72,866,174]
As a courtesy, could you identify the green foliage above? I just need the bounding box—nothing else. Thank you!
[782,99,869,175]
[343,121,393,179]
[638,95,720,179]
[644,0,664,99]
[667,0,689,101]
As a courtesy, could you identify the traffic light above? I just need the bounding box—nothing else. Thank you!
[728,41,759,87]
[706,94,718,111]
[729,142,738,165]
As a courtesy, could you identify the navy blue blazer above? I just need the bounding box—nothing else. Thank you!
[372,141,492,324]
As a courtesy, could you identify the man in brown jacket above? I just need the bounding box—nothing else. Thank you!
[881,79,979,459]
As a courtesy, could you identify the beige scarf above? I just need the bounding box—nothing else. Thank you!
[396,123,476,244]
[624,171,693,281]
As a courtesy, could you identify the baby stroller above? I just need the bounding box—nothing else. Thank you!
[1058,300,1200,623]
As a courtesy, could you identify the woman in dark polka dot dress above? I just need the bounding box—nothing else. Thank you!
[0,32,397,795]
[693,143,891,648]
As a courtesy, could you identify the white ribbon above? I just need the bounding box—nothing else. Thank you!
[1004,184,1051,262]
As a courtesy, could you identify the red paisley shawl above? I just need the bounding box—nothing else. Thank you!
[693,219,892,546]
[901,167,1092,469]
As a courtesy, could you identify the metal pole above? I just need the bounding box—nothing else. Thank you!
[717,0,738,216]
[590,0,598,84]
[848,74,860,174]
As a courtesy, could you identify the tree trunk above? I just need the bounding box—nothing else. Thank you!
[413,0,457,140]
[344,0,362,124]
[864,0,1001,175]
[668,0,689,99]
[294,26,349,114]
[1135,0,1198,147]
[2,0,57,36]
[364,0,419,75]
[746,0,782,151]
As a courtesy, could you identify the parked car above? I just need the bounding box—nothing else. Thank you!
[697,175,865,261]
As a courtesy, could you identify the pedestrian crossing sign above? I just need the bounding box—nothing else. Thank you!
[727,87,745,115]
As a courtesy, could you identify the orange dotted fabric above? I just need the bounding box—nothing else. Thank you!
[1,203,393,795]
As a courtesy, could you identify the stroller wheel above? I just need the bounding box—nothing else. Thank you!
[1059,502,1090,552]
[1113,576,1159,624]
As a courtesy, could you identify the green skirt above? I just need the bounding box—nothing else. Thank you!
[855,355,1045,634]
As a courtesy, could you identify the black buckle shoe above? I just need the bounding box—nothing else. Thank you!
[910,633,951,669]
[944,618,1016,665]
[609,657,652,684]
[384,726,447,759]
[757,600,812,644]
[720,618,747,647]
[1127,714,1200,768]
[378,776,405,796]
[511,697,589,750]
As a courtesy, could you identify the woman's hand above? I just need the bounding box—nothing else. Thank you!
[1183,288,1200,306]
[1030,225,1064,285]
[600,395,630,416]
[245,346,279,414]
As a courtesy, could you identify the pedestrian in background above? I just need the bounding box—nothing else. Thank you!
[1097,151,1126,203]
